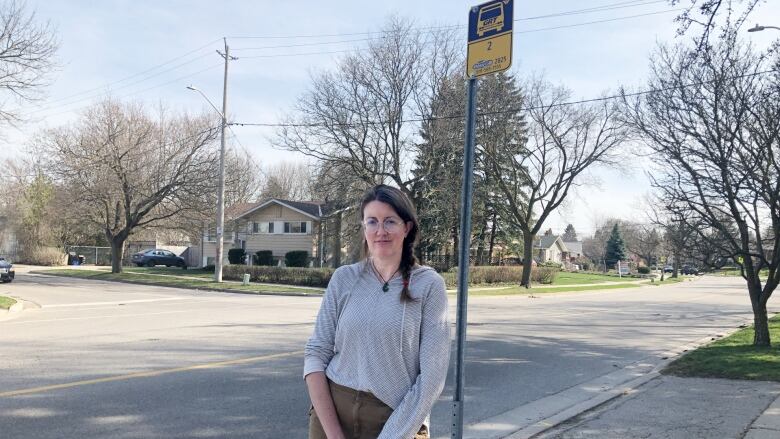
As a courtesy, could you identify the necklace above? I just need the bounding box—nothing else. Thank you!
[371,260,398,292]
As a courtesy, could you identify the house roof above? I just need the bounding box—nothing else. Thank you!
[535,234,562,250]
[226,202,261,219]
[563,241,583,255]
[228,198,327,221]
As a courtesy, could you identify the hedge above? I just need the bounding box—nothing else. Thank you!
[227,248,246,265]
[440,265,558,287]
[285,250,309,267]
[223,265,334,287]
[254,250,274,266]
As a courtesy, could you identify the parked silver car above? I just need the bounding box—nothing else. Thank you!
[0,257,14,283]
[131,249,187,268]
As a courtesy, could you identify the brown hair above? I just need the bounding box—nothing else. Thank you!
[360,184,419,302]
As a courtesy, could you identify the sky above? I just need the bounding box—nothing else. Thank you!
[3,0,779,238]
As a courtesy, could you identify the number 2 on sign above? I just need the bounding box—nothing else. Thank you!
[487,41,492,50]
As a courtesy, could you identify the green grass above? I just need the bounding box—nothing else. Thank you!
[716,268,770,278]
[664,315,780,381]
[33,269,323,295]
[550,271,639,285]
[0,295,16,310]
[122,266,214,279]
[451,282,645,296]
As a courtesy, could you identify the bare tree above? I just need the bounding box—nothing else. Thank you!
[670,0,763,46]
[38,99,220,272]
[260,161,314,201]
[0,0,58,125]
[487,77,629,287]
[622,35,780,345]
[274,17,460,198]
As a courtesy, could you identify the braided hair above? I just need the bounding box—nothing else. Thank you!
[360,184,419,302]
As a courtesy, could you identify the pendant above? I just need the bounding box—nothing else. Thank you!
[382,282,390,292]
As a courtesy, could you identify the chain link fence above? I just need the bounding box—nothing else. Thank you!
[66,246,112,265]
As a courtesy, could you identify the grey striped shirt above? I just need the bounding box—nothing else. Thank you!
[304,261,450,439]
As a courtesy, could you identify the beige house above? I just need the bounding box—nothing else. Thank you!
[202,199,327,267]
[534,234,569,264]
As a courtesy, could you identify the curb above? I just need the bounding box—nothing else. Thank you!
[459,319,754,439]
[30,272,324,298]
[744,393,780,438]
[0,297,39,322]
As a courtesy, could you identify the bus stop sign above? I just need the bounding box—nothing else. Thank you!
[467,0,513,77]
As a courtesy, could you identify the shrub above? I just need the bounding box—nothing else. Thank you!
[440,266,526,288]
[637,266,651,274]
[227,248,246,265]
[531,266,558,284]
[19,247,67,266]
[202,265,215,273]
[285,250,309,268]
[254,250,274,266]
[222,264,334,287]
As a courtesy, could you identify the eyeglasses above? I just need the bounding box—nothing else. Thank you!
[363,218,404,234]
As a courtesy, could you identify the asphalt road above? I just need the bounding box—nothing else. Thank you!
[0,270,764,438]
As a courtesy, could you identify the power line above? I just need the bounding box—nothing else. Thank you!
[32,63,224,120]
[24,54,217,116]
[228,0,666,40]
[17,3,683,123]
[231,69,778,128]
[237,8,681,60]
[30,39,222,110]
[232,6,677,53]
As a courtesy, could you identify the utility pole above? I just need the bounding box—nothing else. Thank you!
[214,38,237,283]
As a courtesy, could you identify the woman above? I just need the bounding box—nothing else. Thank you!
[303,184,450,439]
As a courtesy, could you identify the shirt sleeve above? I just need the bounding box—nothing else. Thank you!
[378,274,450,439]
[303,268,343,378]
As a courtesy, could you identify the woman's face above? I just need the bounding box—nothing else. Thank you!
[362,200,411,262]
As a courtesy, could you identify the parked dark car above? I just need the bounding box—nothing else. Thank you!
[131,249,187,269]
[0,257,14,283]
[681,265,699,275]
[663,265,674,273]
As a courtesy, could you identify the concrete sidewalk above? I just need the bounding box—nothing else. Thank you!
[531,375,780,439]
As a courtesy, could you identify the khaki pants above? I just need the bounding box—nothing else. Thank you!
[309,380,429,439]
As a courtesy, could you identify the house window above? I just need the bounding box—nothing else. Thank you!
[284,221,307,234]
[252,222,274,234]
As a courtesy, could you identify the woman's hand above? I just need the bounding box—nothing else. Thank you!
[305,372,346,439]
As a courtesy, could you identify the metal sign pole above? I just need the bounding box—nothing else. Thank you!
[452,75,478,439]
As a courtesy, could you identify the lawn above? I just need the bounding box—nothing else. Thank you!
[664,314,780,381]
[716,268,770,278]
[463,282,644,296]
[34,269,323,295]
[551,271,639,285]
[0,295,16,310]
[122,266,214,279]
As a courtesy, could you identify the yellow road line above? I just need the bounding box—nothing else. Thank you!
[0,350,304,398]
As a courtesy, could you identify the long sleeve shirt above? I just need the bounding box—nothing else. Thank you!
[304,261,450,439]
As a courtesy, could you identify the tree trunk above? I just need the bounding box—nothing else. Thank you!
[748,279,771,347]
[520,232,534,288]
[487,211,497,265]
[753,305,770,346]
[110,237,126,274]
[452,226,459,267]
[332,212,342,268]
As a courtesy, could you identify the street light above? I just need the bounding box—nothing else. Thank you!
[187,84,228,283]
[748,23,780,32]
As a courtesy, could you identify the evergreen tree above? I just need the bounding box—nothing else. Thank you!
[605,223,627,268]
[562,224,578,241]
